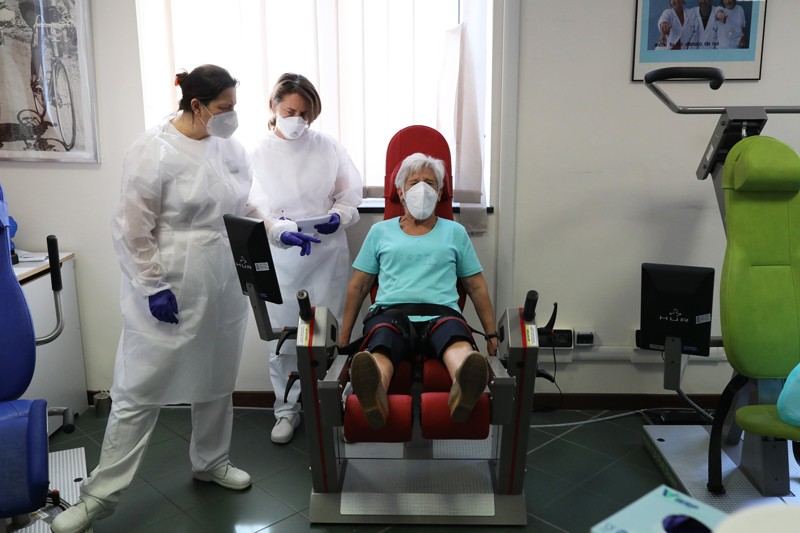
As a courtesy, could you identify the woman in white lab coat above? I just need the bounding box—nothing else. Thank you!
[655,0,689,50]
[250,73,362,444]
[714,0,747,49]
[51,64,315,533]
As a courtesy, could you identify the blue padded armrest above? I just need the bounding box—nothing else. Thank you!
[0,210,36,402]
[0,399,49,517]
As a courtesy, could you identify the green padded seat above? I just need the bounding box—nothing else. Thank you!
[720,135,800,380]
[736,405,800,441]
[708,135,800,496]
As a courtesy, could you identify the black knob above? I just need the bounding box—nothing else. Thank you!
[46,235,62,292]
[297,290,313,321]
[522,290,538,322]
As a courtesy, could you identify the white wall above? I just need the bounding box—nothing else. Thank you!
[509,1,800,395]
[2,0,141,391]
[3,1,799,398]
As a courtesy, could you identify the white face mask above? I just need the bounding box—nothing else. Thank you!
[403,182,439,220]
[200,103,238,139]
[276,114,307,140]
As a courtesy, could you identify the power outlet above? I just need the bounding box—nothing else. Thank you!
[539,328,573,349]
[575,331,594,347]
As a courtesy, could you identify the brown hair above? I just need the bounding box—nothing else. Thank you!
[268,73,322,129]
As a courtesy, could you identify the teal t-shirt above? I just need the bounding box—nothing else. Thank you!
[353,217,482,319]
[778,362,800,426]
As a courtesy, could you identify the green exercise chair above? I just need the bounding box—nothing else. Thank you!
[707,135,800,496]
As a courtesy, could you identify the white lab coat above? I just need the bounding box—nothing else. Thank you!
[715,5,746,49]
[110,118,252,405]
[683,7,719,50]
[656,7,690,50]
[250,128,362,417]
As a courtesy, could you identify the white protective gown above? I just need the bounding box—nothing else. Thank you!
[250,128,362,417]
[110,118,252,405]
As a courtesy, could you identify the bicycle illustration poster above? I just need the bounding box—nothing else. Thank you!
[632,0,767,81]
[0,0,98,162]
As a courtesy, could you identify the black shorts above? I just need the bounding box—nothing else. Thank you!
[360,310,477,369]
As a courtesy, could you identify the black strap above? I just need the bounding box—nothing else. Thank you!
[377,303,464,319]
[340,303,492,355]
[377,304,493,340]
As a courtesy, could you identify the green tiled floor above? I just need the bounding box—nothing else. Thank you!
[47,408,670,532]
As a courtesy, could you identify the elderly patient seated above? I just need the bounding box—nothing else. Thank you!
[338,153,498,429]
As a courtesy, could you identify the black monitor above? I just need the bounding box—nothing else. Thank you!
[636,263,715,391]
[223,214,282,304]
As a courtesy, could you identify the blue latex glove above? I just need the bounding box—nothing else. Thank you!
[314,213,341,235]
[280,231,321,256]
[8,216,17,253]
[148,289,179,324]
[0,185,8,227]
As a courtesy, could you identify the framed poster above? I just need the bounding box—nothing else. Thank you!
[632,0,767,81]
[0,0,99,162]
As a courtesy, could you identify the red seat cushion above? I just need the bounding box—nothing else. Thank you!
[343,394,413,443]
[420,392,490,440]
[387,359,413,394]
[423,358,453,392]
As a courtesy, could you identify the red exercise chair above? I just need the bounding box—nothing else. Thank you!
[344,125,490,442]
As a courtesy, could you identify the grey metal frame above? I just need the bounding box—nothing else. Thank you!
[644,67,800,498]
[291,304,539,525]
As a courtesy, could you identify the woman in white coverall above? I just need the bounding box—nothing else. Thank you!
[51,64,316,533]
[250,73,362,444]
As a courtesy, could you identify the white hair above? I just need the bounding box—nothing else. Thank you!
[395,153,445,191]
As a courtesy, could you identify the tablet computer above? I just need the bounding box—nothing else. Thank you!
[295,215,333,232]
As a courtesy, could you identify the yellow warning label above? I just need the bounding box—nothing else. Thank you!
[298,324,310,346]
[525,325,538,347]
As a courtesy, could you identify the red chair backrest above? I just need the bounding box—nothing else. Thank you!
[384,125,454,220]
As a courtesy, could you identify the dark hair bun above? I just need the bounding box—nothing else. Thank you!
[174,71,188,87]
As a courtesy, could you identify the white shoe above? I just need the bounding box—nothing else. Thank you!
[50,497,112,533]
[271,414,300,444]
[193,462,251,490]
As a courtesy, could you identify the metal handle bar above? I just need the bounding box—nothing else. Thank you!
[35,235,63,346]
[644,67,800,115]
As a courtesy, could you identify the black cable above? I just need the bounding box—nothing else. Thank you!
[660,350,715,423]
[533,344,563,412]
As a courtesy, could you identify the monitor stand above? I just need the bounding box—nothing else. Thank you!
[247,282,281,341]
[663,336,688,391]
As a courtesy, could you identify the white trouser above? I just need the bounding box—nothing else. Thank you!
[81,394,234,507]
[269,338,301,420]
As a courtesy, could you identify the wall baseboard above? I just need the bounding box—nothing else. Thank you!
[88,391,719,411]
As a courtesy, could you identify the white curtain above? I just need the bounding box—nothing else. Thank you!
[135,0,486,211]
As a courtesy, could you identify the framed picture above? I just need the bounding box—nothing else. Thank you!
[0,0,99,162]
[632,0,768,81]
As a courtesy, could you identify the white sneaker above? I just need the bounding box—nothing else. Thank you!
[271,414,301,444]
[193,462,251,490]
[50,497,112,533]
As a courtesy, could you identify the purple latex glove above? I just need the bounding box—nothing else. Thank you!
[314,213,341,235]
[280,231,321,256]
[148,289,179,324]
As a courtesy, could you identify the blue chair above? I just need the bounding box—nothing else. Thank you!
[0,183,71,530]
